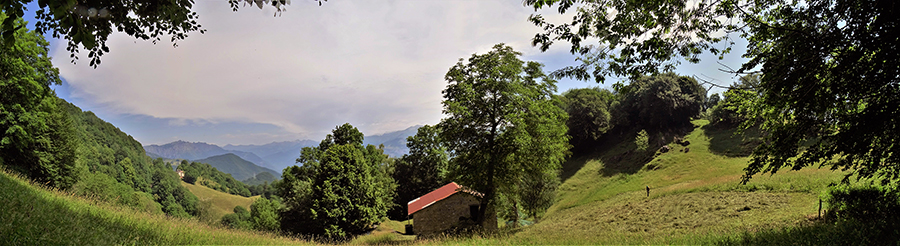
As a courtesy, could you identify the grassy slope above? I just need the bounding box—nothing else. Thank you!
[0,169,310,245]
[349,120,849,245]
[503,120,846,244]
[2,120,855,245]
[182,180,257,221]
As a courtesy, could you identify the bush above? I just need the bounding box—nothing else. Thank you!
[821,186,900,244]
[222,206,253,230]
[250,197,281,232]
[825,186,900,225]
[635,130,649,152]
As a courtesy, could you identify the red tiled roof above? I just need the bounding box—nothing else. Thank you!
[407,182,476,215]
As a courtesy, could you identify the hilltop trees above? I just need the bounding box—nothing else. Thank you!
[278,123,395,240]
[616,73,705,131]
[558,87,614,151]
[526,0,900,184]
[709,74,761,126]
[438,44,570,229]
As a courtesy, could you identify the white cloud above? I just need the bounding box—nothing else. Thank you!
[54,0,575,141]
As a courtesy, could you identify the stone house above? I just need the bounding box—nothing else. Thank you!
[407,182,495,237]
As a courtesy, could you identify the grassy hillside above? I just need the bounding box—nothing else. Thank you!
[504,120,847,244]
[3,119,873,245]
[0,168,310,245]
[182,180,256,222]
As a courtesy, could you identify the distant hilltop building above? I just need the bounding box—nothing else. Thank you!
[176,170,184,179]
[407,182,496,237]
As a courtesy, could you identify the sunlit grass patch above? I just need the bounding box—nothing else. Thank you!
[505,119,847,244]
[181,180,257,222]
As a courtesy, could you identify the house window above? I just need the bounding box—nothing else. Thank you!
[469,205,479,221]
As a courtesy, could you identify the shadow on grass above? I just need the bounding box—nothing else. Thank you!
[716,219,900,246]
[559,130,649,182]
[702,123,762,157]
[558,126,694,181]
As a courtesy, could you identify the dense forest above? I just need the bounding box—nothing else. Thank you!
[0,13,200,218]
[61,100,201,218]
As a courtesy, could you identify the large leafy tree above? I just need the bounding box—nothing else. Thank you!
[438,43,570,229]
[616,73,705,130]
[278,123,395,240]
[526,0,900,184]
[0,13,77,189]
[709,74,761,125]
[389,124,449,220]
[1,0,302,67]
[559,87,614,151]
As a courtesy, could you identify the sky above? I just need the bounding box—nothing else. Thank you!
[29,1,748,146]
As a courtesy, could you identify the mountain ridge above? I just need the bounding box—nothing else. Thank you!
[151,125,423,172]
[193,153,280,181]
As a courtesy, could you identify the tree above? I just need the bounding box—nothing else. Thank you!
[438,43,570,230]
[709,74,761,125]
[1,0,307,68]
[151,162,199,218]
[517,166,559,220]
[616,73,705,130]
[526,0,900,184]
[634,129,649,152]
[560,87,614,151]
[0,13,78,189]
[389,125,449,220]
[222,205,253,230]
[250,197,281,232]
[278,123,395,240]
[706,93,720,111]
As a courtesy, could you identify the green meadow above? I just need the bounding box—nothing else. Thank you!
[4,120,882,245]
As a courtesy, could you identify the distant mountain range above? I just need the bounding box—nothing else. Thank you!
[363,125,421,157]
[193,153,281,182]
[222,140,319,172]
[144,125,422,174]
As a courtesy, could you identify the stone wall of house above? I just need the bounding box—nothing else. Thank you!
[412,193,480,237]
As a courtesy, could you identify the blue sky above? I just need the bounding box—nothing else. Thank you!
[24,1,747,146]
